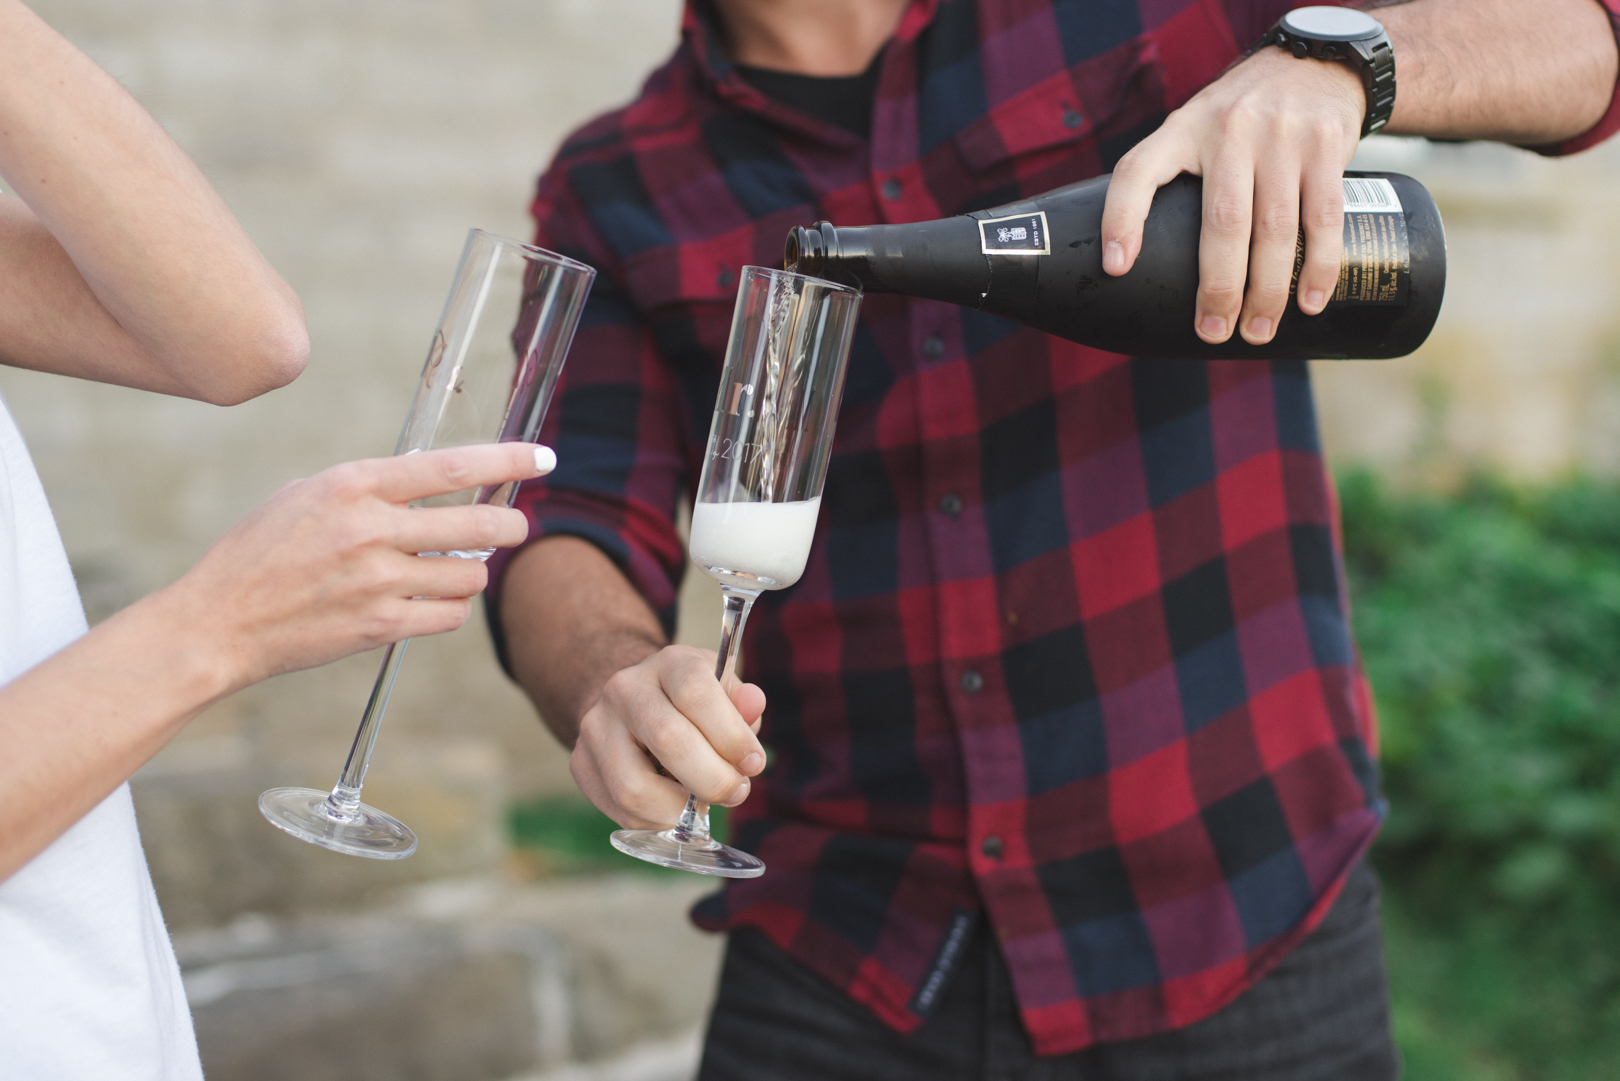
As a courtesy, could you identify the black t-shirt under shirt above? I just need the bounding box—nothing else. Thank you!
[734,53,882,139]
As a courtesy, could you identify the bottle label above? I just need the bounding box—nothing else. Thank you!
[1292,177,1410,306]
[979,211,1050,256]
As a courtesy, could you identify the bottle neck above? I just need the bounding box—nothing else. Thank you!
[785,218,990,304]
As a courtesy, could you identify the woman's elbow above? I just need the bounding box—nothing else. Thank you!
[201,306,310,406]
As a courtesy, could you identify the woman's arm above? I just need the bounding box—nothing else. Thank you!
[0,443,555,882]
[0,0,307,404]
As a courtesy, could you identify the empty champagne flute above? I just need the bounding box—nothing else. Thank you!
[259,230,594,858]
[611,266,861,877]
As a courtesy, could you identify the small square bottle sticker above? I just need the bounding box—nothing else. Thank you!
[979,211,1050,255]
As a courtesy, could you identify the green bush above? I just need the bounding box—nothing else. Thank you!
[508,794,723,877]
[1340,470,1620,1077]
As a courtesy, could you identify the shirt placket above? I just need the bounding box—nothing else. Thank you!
[876,17,1028,959]
[907,300,1028,911]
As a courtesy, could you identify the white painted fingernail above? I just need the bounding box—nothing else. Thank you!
[534,446,557,474]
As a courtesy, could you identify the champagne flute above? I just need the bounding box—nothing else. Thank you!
[611,266,861,877]
[258,229,594,859]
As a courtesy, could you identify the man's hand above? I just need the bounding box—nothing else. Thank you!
[498,535,771,830]
[1100,0,1620,349]
[1101,47,1365,347]
[571,645,767,829]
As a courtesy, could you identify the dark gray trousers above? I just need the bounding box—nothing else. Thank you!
[698,860,1399,1081]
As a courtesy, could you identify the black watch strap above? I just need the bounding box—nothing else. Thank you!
[1258,9,1396,138]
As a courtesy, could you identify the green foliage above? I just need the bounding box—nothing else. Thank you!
[507,794,725,877]
[1340,470,1620,1077]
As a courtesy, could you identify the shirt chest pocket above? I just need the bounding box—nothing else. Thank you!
[621,236,752,388]
[953,35,1165,181]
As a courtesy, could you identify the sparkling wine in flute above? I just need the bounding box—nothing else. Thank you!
[610,267,860,877]
[688,497,822,591]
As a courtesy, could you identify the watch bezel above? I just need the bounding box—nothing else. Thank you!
[1279,6,1386,43]
[1264,7,1396,137]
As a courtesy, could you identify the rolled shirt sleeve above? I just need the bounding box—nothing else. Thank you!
[484,170,693,673]
[1219,0,1620,157]
[1531,0,1620,155]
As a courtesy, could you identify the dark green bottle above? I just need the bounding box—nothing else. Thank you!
[786,171,1445,360]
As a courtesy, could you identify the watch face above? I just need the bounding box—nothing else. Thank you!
[1281,6,1384,41]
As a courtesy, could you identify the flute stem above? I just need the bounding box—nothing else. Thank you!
[327,639,411,817]
[714,588,754,683]
[671,587,758,845]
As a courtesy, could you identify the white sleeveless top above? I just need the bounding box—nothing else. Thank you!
[0,392,202,1079]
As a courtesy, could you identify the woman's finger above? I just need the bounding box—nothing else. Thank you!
[355,442,556,505]
[388,503,529,556]
[389,552,491,599]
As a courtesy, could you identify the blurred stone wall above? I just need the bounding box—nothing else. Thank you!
[1322,134,1620,481]
[3,0,1620,929]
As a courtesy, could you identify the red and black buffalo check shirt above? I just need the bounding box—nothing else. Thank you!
[490,0,1620,1054]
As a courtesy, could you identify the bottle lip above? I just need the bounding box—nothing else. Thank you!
[783,221,836,276]
[783,225,809,272]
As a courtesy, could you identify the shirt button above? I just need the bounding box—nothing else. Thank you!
[981,835,1004,859]
[880,177,903,200]
[960,669,984,694]
[938,493,963,517]
[1061,107,1084,130]
[921,333,945,358]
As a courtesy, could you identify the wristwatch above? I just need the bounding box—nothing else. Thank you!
[1257,7,1396,138]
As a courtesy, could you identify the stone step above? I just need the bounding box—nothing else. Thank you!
[173,874,723,1081]
[511,1031,702,1081]
[133,736,512,931]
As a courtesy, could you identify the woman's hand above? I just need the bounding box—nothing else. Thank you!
[164,442,557,691]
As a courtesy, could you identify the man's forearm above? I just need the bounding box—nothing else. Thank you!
[499,536,667,748]
[1376,0,1618,144]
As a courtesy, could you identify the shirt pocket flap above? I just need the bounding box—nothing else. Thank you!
[954,38,1160,174]
[624,233,755,313]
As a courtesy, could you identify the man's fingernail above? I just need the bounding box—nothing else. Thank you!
[1103,241,1124,273]
[534,446,557,474]
[1198,314,1227,340]
[1247,317,1272,341]
[725,778,751,806]
[1304,289,1326,311]
[740,752,765,775]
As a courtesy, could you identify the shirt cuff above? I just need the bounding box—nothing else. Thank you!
[485,503,682,678]
[1529,1,1620,156]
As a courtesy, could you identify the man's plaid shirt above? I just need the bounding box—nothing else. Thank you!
[491,0,1620,1054]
